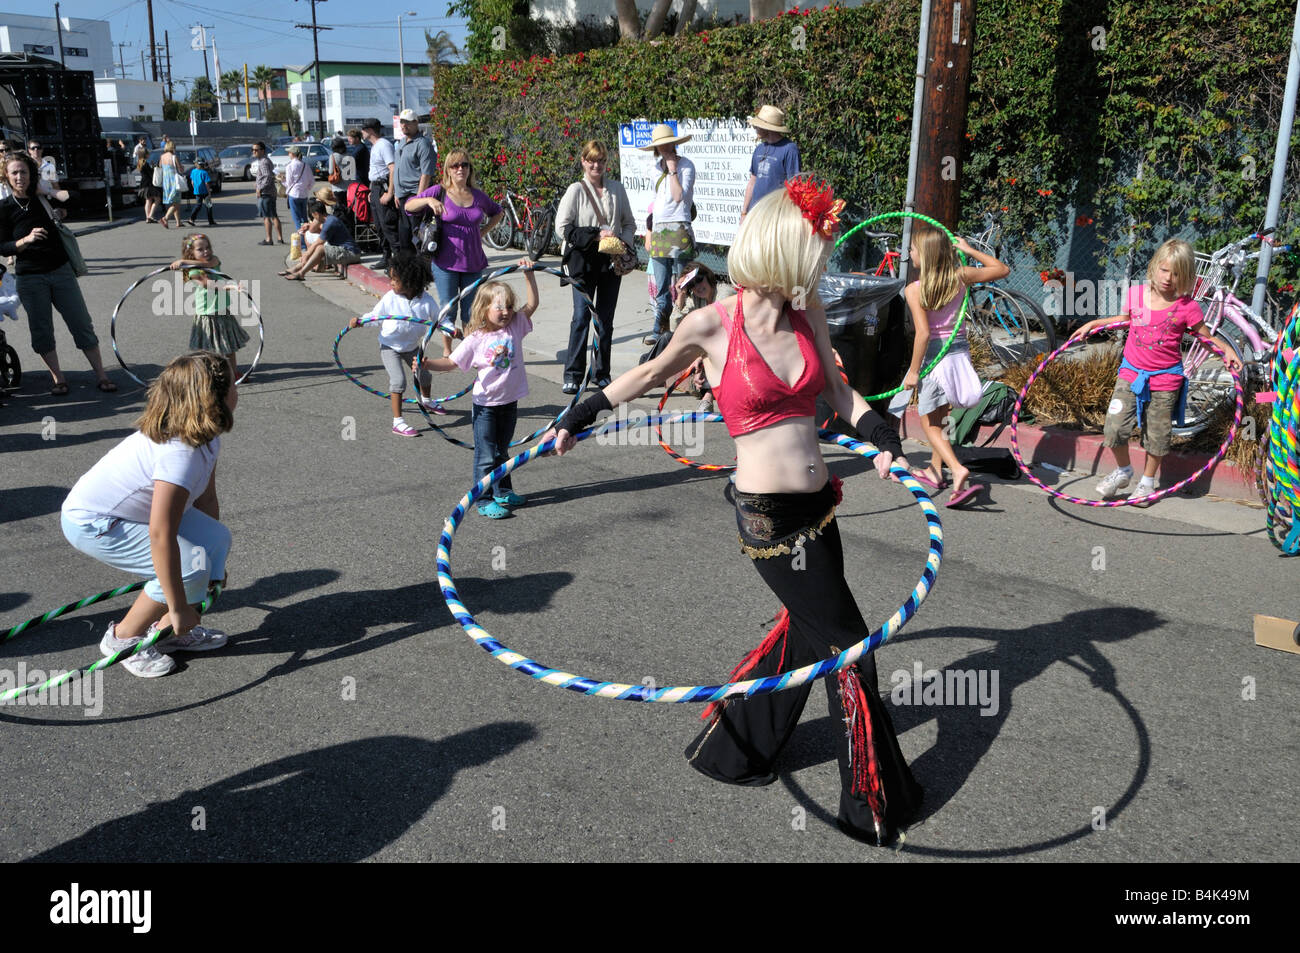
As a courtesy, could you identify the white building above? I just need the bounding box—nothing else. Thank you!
[94,78,166,122]
[0,11,115,77]
[288,73,434,137]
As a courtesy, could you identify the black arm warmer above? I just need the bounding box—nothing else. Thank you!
[556,391,612,436]
[851,407,903,458]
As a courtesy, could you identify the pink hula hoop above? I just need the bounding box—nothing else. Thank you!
[1009,320,1244,506]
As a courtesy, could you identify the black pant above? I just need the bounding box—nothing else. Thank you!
[396,194,417,256]
[370,181,398,260]
[686,483,923,843]
[563,267,620,385]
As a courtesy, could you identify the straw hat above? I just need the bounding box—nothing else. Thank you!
[638,123,692,151]
[748,105,790,134]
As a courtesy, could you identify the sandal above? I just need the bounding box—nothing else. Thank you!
[50,381,69,396]
[945,483,987,509]
[282,273,304,281]
[96,378,118,393]
[160,219,169,229]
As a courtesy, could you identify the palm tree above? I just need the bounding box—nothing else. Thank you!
[219,70,243,104]
[251,65,277,111]
[425,29,463,66]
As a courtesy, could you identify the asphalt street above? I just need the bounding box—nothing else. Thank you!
[1,182,1297,863]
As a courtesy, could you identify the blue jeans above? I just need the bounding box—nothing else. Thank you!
[288,196,309,230]
[62,508,231,605]
[649,255,689,330]
[431,263,483,332]
[472,401,517,504]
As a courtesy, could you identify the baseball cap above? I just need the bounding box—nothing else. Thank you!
[398,109,419,123]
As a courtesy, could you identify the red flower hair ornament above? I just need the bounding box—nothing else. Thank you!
[784,177,845,239]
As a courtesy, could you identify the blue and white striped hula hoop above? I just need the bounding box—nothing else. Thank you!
[437,412,944,703]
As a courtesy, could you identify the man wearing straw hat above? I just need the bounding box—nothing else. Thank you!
[640,123,697,347]
[740,105,800,223]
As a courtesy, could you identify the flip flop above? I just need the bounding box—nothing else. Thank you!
[96,378,118,393]
[49,381,69,396]
[945,483,987,508]
[257,240,274,246]
[910,470,948,491]
[282,273,304,281]
[277,270,293,277]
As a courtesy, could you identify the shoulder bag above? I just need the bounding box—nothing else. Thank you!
[581,181,637,276]
[38,196,88,277]
[414,185,443,256]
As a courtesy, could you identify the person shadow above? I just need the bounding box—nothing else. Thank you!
[778,606,1159,851]
[23,724,537,862]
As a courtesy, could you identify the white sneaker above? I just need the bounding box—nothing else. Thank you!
[1095,468,1133,498]
[696,397,714,414]
[1128,481,1158,507]
[154,621,228,653]
[100,623,176,678]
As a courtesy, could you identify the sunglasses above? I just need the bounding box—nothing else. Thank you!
[448,162,470,169]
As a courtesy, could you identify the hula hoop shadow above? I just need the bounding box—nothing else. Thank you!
[111,265,264,387]
[438,413,943,703]
[1009,321,1244,506]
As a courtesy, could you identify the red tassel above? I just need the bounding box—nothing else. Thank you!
[830,473,844,505]
[700,608,790,722]
[838,667,887,837]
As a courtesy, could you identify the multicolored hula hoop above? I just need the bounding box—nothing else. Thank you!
[1009,321,1244,506]
[417,262,602,450]
[653,369,734,472]
[1262,304,1299,553]
[332,316,470,408]
[437,415,943,703]
[111,265,265,387]
[834,211,969,401]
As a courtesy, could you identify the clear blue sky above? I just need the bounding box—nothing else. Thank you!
[57,1,469,84]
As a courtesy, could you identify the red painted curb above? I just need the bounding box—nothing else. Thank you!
[898,406,1257,501]
[344,261,391,298]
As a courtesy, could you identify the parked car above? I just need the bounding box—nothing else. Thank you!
[218,144,257,181]
[269,143,330,180]
[148,146,226,194]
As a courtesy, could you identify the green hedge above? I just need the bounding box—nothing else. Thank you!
[431,1,1299,291]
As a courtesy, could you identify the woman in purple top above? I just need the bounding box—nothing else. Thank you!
[404,149,504,356]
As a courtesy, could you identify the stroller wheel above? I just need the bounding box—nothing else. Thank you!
[0,337,22,392]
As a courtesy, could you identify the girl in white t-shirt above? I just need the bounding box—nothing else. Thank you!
[347,252,442,436]
[420,260,539,519]
[61,351,236,678]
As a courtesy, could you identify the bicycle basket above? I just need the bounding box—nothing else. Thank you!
[1193,253,1227,302]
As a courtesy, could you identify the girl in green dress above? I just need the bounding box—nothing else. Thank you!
[170,233,249,379]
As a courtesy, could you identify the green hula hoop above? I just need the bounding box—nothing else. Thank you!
[834,210,970,402]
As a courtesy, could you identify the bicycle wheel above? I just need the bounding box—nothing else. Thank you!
[484,211,514,250]
[1000,287,1057,355]
[1170,323,1246,437]
[964,287,1028,379]
[526,207,554,261]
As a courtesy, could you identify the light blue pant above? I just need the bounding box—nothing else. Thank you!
[431,263,483,332]
[62,509,231,605]
[649,256,686,330]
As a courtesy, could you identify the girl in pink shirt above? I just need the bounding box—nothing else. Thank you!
[421,260,539,519]
[1072,239,1242,503]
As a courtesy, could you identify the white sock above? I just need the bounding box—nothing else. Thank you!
[1136,476,1155,488]
[1115,465,1133,475]
[393,417,404,426]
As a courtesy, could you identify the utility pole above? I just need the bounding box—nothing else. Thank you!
[115,41,131,78]
[147,0,159,81]
[54,3,66,68]
[295,0,330,136]
[912,0,974,240]
[164,30,173,100]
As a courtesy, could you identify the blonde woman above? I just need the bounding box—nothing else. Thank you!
[555,139,636,393]
[547,178,923,846]
[158,141,182,229]
[404,149,504,339]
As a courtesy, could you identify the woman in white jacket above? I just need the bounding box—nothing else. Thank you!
[555,140,637,394]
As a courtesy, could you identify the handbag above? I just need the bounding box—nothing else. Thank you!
[580,182,637,276]
[177,167,190,194]
[38,196,88,277]
[328,156,342,185]
[151,165,162,187]
[413,185,442,255]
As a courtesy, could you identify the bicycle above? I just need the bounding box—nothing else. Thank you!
[960,212,1057,377]
[1174,228,1292,436]
[484,187,556,261]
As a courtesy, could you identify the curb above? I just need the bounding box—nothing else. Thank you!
[898,405,1257,501]
[343,259,391,298]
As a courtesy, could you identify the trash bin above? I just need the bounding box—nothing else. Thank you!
[816,272,907,431]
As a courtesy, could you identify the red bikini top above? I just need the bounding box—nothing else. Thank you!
[713,295,824,438]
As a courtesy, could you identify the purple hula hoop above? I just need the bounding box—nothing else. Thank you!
[1009,320,1244,506]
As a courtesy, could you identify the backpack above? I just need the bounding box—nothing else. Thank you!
[347,181,372,225]
[948,381,1027,447]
